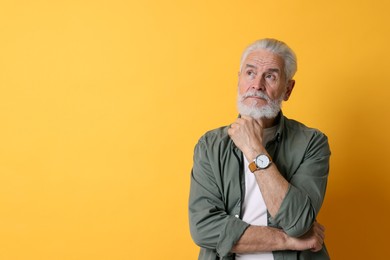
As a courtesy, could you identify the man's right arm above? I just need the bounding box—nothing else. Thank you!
[232,222,325,254]
[189,137,250,257]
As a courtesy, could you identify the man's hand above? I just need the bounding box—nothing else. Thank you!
[286,222,325,252]
[228,116,265,161]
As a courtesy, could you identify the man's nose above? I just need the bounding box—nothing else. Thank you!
[252,76,265,91]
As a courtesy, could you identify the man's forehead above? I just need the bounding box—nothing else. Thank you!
[244,50,284,69]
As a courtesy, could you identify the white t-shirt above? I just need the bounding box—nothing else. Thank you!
[235,125,277,260]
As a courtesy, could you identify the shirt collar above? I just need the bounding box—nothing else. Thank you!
[274,111,285,143]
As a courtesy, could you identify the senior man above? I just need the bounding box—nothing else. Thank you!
[189,38,330,260]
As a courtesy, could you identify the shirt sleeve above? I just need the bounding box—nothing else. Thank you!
[189,137,249,258]
[269,131,331,237]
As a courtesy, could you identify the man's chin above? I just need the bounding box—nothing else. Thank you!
[238,107,280,120]
[238,99,282,120]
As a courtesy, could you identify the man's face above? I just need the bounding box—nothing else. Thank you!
[237,49,293,119]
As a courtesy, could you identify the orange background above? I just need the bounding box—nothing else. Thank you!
[0,0,389,259]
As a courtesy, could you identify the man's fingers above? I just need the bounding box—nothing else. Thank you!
[314,222,325,240]
[235,118,246,125]
[316,222,325,232]
[240,115,251,120]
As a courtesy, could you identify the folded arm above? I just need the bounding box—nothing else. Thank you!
[232,222,325,254]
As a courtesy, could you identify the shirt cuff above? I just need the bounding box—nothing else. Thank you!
[216,216,250,258]
[270,185,315,237]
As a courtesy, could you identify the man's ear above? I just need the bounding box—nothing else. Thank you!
[284,80,295,101]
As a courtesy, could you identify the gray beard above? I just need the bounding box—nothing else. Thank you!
[237,90,283,119]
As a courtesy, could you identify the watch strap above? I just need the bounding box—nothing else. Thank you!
[248,161,258,173]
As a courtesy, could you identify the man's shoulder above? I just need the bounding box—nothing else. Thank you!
[282,116,329,153]
[283,116,326,137]
[194,125,238,162]
[197,125,232,148]
[200,125,230,141]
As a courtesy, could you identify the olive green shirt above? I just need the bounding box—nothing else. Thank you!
[189,113,331,259]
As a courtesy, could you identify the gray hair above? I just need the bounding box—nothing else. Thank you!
[239,38,297,81]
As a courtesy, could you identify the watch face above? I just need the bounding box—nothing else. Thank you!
[256,154,270,168]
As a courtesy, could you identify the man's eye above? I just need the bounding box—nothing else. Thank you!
[265,74,276,80]
[246,71,256,78]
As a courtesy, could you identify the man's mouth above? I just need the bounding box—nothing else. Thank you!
[243,94,269,102]
[246,95,265,99]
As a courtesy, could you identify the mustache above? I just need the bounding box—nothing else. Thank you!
[239,91,271,101]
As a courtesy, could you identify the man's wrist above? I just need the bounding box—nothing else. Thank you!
[283,232,295,251]
[247,151,272,173]
[274,228,290,251]
[245,147,267,162]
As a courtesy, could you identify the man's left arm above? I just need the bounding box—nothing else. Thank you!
[267,131,330,237]
[229,117,330,237]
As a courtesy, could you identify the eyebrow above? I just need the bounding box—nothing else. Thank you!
[266,68,281,74]
[245,64,257,69]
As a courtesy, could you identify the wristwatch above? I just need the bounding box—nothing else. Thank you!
[248,154,272,173]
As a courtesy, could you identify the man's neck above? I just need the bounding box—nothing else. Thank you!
[238,112,281,128]
[259,118,276,129]
[257,113,281,128]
